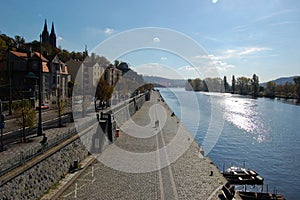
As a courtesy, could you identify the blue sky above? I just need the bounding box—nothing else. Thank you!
[1,0,300,82]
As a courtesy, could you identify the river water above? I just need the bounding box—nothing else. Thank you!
[159,88,300,200]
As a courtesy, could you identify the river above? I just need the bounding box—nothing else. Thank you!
[159,87,300,200]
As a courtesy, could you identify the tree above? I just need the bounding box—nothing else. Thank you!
[265,81,276,98]
[58,49,71,62]
[231,75,236,94]
[237,77,251,95]
[223,76,230,93]
[294,77,300,99]
[283,83,293,97]
[96,77,114,105]
[54,96,66,127]
[12,100,36,142]
[252,74,259,98]
[114,60,120,67]
[185,79,194,91]
[194,78,202,91]
[14,35,25,50]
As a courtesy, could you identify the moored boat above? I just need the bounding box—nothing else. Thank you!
[222,166,264,185]
[238,191,285,200]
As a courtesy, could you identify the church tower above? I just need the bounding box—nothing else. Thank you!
[41,19,49,44]
[49,22,57,48]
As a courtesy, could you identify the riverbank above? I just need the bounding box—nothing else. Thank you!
[56,90,231,199]
[159,87,299,199]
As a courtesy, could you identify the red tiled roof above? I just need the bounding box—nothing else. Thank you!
[10,51,27,58]
[10,51,49,62]
[33,52,48,62]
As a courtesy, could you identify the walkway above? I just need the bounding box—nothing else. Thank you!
[59,91,226,200]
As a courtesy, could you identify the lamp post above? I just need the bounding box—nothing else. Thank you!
[37,34,43,136]
[82,63,86,117]
[56,69,62,127]
[26,72,38,106]
[0,99,4,151]
[6,49,13,115]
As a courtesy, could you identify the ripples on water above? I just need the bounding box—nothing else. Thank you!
[159,88,300,200]
[223,96,271,143]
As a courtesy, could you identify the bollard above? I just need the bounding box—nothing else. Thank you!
[115,129,120,138]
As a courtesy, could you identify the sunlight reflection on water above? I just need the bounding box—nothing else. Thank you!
[223,96,270,143]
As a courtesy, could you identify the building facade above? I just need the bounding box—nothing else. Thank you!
[104,64,122,86]
[0,51,69,106]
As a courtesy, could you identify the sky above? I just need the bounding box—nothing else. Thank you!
[1,0,300,82]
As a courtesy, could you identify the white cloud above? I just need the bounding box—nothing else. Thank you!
[212,60,235,72]
[160,57,167,60]
[195,46,273,75]
[238,47,271,56]
[153,37,160,43]
[256,9,295,22]
[86,26,116,36]
[57,36,63,41]
[104,27,114,35]
[225,49,236,54]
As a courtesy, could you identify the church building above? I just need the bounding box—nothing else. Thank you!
[41,19,56,49]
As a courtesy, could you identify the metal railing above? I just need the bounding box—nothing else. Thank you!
[0,118,97,178]
[0,93,140,178]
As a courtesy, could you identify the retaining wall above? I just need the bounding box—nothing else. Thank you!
[0,138,88,200]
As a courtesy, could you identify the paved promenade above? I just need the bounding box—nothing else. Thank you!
[59,91,227,200]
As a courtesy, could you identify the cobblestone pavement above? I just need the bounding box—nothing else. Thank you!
[60,91,226,200]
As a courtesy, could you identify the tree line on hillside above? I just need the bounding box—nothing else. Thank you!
[186,74,300,100]
[0,34,86,62]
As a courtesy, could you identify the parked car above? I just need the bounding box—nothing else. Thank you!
[41,103,49,109]
[36,103,49,110]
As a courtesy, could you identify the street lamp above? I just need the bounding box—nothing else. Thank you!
[37,34,43,136]
[0,99,5,151]
[56,69,63,127]
[26,72,38,106]
[6,49,13,116]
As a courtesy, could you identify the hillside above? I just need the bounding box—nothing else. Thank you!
[261,76,300,87]
[143,76,186,88]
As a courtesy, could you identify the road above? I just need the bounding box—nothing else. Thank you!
[1,109,72,145]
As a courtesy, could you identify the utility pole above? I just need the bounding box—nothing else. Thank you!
[37,34,43,136]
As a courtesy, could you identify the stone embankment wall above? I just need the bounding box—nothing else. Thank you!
[112,93,147,127]
[0,138,88,200]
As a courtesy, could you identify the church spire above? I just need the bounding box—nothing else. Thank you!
[49,21,56,48]
[43,19,48,32]
[50,22,55,35]
[42,19,49,44]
